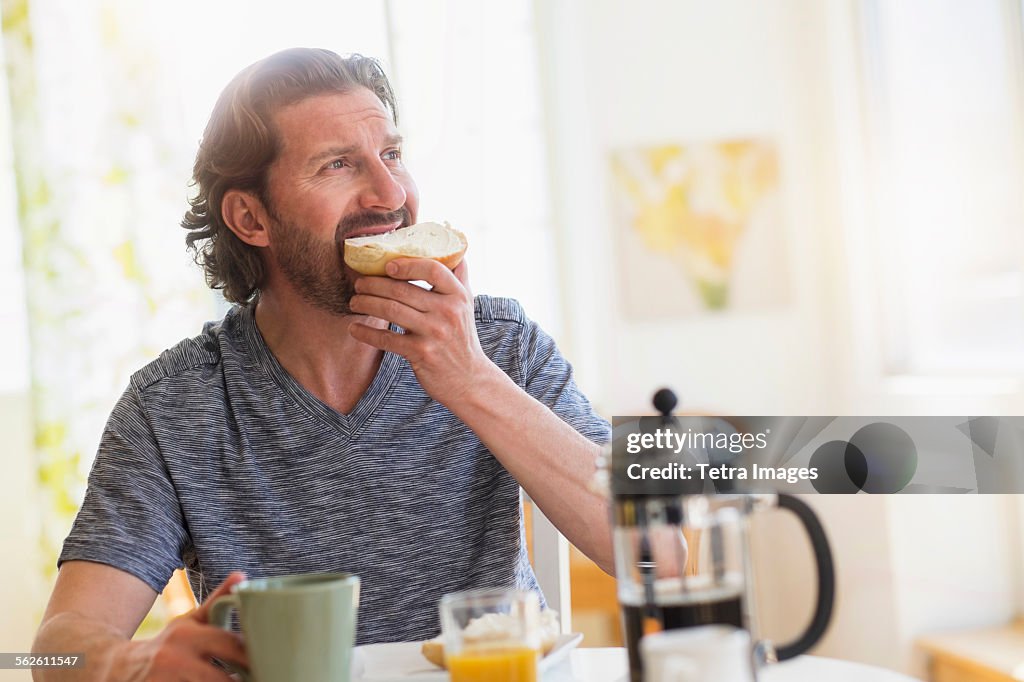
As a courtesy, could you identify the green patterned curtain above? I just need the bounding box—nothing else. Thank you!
[2,0,215,633]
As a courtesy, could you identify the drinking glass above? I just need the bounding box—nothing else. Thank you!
[439,589,541,682]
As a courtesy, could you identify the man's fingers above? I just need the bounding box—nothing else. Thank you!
[194,626,249,669]
[349,294,427,331]
[385,258,464,295]
[353,276,435,313]
[349,322,412,356]
[174,659,238,682]
[193,571,246,622]
[149,619,248,681]
[452,259,472,296]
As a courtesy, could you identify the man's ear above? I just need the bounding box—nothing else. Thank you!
[221,189,271,247]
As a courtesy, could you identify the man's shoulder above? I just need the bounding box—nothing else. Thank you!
[473,294,530,326]
[473,295,553,383]
[128,310,240,393]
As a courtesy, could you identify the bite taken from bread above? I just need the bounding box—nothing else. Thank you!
[343,221,467,276]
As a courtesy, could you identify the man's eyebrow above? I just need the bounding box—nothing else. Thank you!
[307,145,357,168]
[306,135,404,169]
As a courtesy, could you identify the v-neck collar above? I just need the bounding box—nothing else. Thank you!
[235,304,403,439]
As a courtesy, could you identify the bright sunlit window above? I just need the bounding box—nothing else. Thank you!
[0,29,30,394]
[860,0,1024,375]
[387,0,562,334]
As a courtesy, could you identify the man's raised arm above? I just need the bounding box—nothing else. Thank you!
[348,258,615,574]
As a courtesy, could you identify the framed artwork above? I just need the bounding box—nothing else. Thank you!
[610,140,789,317]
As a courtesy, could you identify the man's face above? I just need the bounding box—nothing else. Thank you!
[260,88,419,314]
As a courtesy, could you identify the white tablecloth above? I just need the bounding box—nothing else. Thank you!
[549,648,923,682]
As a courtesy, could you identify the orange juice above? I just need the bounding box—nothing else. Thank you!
[447,646,539,682]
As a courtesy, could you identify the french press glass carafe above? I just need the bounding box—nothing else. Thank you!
[608,390,835,682]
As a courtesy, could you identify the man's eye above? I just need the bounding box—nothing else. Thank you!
[327,159,348,170]
[383,150,402,161]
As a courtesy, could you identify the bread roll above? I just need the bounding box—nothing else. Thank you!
[421,639,445,668]
[343,221,467,276]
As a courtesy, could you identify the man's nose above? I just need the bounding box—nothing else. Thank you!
[360,159,407,211]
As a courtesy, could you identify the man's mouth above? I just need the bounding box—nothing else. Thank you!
[345,220,404,240]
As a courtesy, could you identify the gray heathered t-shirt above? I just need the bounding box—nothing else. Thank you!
[59,295,609,644]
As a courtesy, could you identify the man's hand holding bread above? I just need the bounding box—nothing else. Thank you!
[346,222,489,408]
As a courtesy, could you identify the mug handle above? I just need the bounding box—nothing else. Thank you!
[209,594,251,682]
[771,494,836,660]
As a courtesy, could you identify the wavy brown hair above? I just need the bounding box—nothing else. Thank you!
[181,48,398,303]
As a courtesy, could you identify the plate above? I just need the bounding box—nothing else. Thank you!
[539,632,585,672]
[354,633,584,681]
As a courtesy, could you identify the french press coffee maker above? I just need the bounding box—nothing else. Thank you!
[607,389,835,682]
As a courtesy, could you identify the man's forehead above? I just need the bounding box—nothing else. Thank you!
[273,89,397,157]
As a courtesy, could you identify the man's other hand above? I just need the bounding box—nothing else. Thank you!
[33,562,249,681]
[128,572,249,681]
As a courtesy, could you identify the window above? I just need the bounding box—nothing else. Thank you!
[387,0,562,334]
[859,0,1024,375]
[0,30,30,393]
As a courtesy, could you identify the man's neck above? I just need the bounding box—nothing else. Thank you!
[254,287,387,415]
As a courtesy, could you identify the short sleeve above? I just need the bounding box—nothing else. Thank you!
[58,385,189,593]
[518,319,611,445]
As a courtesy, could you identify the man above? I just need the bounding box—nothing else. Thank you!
[33,48,612,681]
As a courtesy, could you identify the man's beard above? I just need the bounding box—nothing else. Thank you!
[267,204,412,315]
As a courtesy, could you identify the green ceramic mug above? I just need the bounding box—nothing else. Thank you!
[209,572,360,682]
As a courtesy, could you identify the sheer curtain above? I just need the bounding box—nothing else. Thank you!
[2,0,557,627]
[2,0,226,631]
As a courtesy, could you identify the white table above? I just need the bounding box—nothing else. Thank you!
[353,642,922,681]
[549,648,923,682]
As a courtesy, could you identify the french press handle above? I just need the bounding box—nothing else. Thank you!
[771,494,836,660]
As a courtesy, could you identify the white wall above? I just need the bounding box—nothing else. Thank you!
[888,496,1019,674]
[537,0,842,416]
[751,496,1020,678]
[751,495,903,671]
[1015,491,1024,614]
[1019,496,1024,615]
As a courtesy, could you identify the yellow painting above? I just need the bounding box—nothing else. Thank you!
[611,140,788,315]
